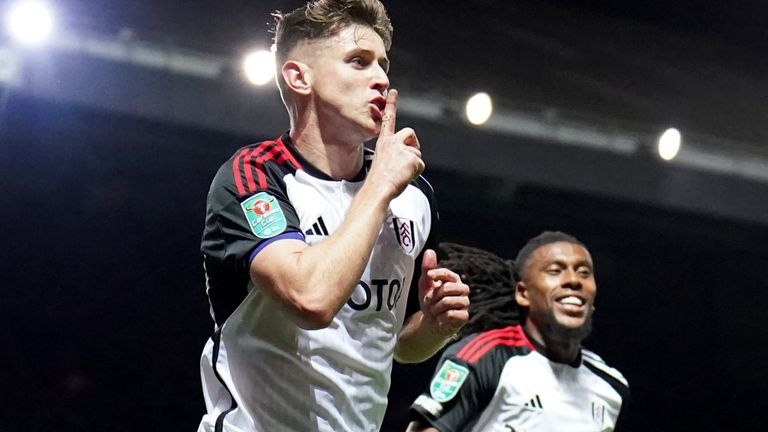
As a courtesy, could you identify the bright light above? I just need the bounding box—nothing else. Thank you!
[657,128,682,161]
[465,92,493,125]
[243,50,275,86]
[6,1,53,45]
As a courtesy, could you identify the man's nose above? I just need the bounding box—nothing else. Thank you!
[563,269,582,289]
[371,65,389,93]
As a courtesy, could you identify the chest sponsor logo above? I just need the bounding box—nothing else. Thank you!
[430,360,469,403]
[240,192,287,239]
[347,278,405,312]
[392,217,416,253]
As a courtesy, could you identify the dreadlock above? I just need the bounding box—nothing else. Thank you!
[438,242,521,340]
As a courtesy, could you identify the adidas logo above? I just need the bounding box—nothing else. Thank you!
[524,394,543,409]
[304,217,329,236]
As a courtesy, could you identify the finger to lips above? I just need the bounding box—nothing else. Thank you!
[380,89,398,136]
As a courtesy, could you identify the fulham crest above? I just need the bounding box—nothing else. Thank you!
[392,217,416,253]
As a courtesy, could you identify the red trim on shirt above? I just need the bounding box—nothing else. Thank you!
[232,148,252,195]
[233,138,302,194]
[457,325,534,365]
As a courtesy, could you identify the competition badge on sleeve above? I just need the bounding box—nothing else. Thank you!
[240,192,287,238]
[429,360,469,403]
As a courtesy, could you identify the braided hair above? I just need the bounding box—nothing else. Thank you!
[438,242,521,340]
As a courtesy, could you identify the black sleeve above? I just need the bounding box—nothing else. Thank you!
[201,151,304,326]
[202,153,303,268]
[409,338,500,432]
[405,173,440,319]
[613,384,630,431]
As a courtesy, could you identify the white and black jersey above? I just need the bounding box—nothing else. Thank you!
[410,325,629,432]
[198,133,437,432]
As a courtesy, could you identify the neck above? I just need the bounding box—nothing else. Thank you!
[290,125,365,181]
[288,103,368,180]
[523,321,581,364]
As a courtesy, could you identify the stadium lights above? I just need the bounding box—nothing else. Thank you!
[243,49,275,86]
[5,1,53,45]
[657,127,682,161]
[465,92,493,125]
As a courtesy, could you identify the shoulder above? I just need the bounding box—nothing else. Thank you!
[210,136,302,198]
[411,174,435,200]
[446,325,535,366]
[582,348,629,389]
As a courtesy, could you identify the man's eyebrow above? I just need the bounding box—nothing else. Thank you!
[544,258,591,268]
[348,47,389,72]
[573,259,593,269]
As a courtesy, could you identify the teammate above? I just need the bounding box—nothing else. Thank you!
[197,1,469,431]
[408,232,629,431]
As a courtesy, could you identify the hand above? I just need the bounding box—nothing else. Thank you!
[418,249,470,337]
[368,89,425,198]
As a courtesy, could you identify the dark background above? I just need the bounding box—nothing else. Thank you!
[2,0,768,431]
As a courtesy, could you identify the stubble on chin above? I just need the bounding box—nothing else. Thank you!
[544,310,593,342]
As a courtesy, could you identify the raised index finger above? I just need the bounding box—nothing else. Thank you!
[379,89,398,136]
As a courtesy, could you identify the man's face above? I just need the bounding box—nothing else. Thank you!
[516,242,596,342]
[298,24,390,141]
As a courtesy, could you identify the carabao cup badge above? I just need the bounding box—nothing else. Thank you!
[392,217,416,253]
[240,192,287,239]
[429,360,469,402]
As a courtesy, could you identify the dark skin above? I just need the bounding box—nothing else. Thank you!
[515,241,596,364]
[406,241,597,432]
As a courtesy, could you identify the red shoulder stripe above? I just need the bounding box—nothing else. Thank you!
[456,325,533,365]
[243,141,276,192]
[233,138,304,195]
[276,135,302,169]
[232,148,252,195]
[456,326,522,359]
[463,337,534,364]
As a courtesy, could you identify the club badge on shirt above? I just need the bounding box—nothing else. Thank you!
[430,360,469,402]
[240,192,287,239]
[392,217,416,253]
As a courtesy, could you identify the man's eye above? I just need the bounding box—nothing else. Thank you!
[351,57,365,66]
[546,268,561,275]
[578,268,592,277]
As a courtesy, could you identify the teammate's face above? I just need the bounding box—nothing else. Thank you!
[302,24,390,141]
[516,242,596,342]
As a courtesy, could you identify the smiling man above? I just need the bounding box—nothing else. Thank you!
[408,232,629,431]
[197,1,469,431]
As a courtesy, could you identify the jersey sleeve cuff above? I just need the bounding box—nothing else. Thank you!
[248,231,305,263]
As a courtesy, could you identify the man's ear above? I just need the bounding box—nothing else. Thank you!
[281,60,312,95]
[515,281,530,307]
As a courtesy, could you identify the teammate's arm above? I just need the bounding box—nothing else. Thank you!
[395,249,469,363]
[249,90,424,329]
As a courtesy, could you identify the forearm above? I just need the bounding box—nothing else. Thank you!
[395,311,454,363]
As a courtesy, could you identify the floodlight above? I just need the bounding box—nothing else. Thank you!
[465,92,493,125]
[6,1,53,45]
[657,128,681,161]
[243,50,275,86]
